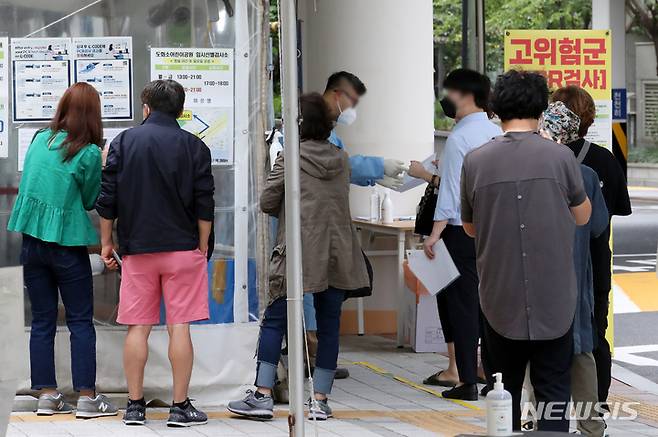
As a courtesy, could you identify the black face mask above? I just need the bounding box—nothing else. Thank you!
[440,96,457,119]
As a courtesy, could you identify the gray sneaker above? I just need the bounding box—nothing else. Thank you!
[308,398,332,421]
[36,392,74,416]
[76,394,119,419]
[227,390,274,420]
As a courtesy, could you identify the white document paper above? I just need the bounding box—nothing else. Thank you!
[17,128,38,172]
[396,154,438,193]
[73,37,134,120]
[11,38,72,122]
[103,127,127,148]
[406,241,459,296]
[0,38,8,158]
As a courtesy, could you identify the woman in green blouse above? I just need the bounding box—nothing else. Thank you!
[8,82,117,418]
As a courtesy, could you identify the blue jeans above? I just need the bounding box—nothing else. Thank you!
[256,288,344,395]
[22,235,96,391]
[303,294,317,331]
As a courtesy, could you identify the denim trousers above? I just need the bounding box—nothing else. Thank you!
[22,235,96,391]
[255,288,344,395]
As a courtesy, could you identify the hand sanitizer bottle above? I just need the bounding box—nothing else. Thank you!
[370,188,380,222]
[486,372,513,436]
[381,191,394,224]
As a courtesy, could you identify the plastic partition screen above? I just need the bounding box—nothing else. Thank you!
[0,0,269,328]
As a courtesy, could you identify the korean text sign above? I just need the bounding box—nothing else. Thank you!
[150,48,234,165]
[504,29,612,149]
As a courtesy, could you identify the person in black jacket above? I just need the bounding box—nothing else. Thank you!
[551,86,632,407]
[96,80,214,428]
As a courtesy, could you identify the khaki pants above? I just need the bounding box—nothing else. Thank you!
[571,352,605,437]
[523,353,605,436]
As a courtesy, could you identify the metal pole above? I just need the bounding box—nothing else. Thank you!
[278,0,305,435]
[476,0,485,73]
[461,0,469,67]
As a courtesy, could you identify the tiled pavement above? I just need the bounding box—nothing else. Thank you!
[8,335,658,436]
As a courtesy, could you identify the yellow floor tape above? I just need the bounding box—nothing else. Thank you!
[351,360,481,411]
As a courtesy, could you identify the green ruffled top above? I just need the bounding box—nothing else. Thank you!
[8,129,102,246]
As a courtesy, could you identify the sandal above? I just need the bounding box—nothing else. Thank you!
[422,370,457,387]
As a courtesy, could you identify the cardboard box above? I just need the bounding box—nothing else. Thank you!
[402,262,448,353]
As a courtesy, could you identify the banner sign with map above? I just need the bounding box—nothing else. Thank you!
[150,48,234,165]
[504,29,612,149]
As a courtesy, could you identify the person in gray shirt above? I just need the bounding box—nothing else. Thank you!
[460,70,591,432]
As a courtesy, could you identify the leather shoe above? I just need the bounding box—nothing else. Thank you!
[442,383,478,401]
[334,367,349,379]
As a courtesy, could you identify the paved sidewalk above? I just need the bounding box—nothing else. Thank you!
[8,335,658,436]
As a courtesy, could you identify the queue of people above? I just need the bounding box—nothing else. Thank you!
[411,69,630,435]
[7,66,630,433]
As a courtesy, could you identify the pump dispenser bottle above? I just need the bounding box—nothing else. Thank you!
[381,191,393,224]
[370,188,380,222]
[486,372,513,436]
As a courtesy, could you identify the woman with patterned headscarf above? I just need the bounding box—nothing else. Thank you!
[537,101,609,437]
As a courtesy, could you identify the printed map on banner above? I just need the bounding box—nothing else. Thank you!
[11,38,72,122]
[150,48,234,165]
[73,37,133,120]
[504,30,612,149]
[0,37,8,158]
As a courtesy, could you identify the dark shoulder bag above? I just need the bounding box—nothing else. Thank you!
[414,183,438,236]
[343,251,374,300]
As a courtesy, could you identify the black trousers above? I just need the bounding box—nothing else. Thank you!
[436,225,479,385]
[482,317,573,432]
[593,289,612,403]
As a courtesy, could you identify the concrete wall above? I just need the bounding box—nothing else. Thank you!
[299,0,435,333]
[636,42,658,145]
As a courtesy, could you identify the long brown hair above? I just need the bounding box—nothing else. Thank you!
[49,82,102,161]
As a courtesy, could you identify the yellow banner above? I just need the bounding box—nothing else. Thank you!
[504,29,611,101]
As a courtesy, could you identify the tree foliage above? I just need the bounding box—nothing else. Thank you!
[433,0,592,75]
[627,0,658,75]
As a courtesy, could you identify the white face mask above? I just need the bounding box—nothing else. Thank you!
[336,100,357,126]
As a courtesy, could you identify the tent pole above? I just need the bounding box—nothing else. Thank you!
[278,0,305,434]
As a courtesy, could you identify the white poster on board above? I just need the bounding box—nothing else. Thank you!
[73,37,133,120]
[0,37,8,158]
[11,38,72,122]
[150,48,234,165]
[18,128,38,172]
[102,127,126,149]
[585,100,613,150]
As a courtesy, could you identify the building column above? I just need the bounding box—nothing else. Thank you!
[299,0,435,218]
[593,0,629,165]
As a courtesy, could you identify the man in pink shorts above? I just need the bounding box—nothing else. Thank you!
[96,80,214,428]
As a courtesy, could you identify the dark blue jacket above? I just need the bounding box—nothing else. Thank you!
[572,165,608,354]
[96,111,215,255]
